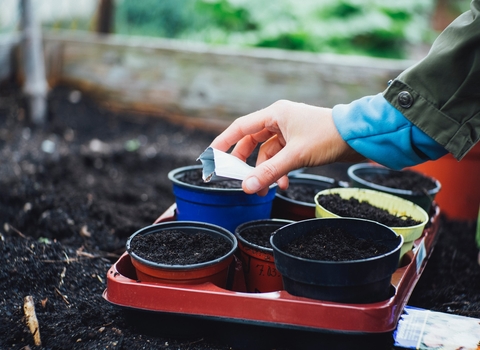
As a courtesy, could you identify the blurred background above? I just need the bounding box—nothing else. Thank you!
[0,0,473,131]
[0,0,471,59]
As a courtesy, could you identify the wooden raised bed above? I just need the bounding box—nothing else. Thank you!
[2,30,414,130]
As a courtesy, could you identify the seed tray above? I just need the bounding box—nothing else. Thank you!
[103,203,440,349]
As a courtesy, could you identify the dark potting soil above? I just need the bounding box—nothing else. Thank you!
[129,230,231,265]
[283,227,390,261]
[179,167,243,188]
[278,183,326,203]
[1,84,480,350]
[317,193,422,227]
[238,226,276,248]
[362,169,437,194]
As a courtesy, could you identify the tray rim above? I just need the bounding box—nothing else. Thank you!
[103,203,441,334]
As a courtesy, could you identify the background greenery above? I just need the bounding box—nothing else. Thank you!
[114,0,438,59]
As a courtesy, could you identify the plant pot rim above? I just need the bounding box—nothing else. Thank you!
[314,187,429,231]
[271,217,403,265]
[235,218,295,253]
[169,164,277,192]
[275,173,337,207]
[126,221,238,271]
[347,163,441,197]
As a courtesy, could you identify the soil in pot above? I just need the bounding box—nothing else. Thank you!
[129,229,231,265]
[360,169,437,194]
[272,174,337,221]
[127,222,237,287]
[283,226,391,261]
[238,225,274,249]
[271,218,402,303]
[169,165,277,232]
[278,182,323,203]
[317,193,422,227]
[178,167,242,189]
[348,164,441,213]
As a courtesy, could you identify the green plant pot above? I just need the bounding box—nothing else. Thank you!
[314,187,429,261]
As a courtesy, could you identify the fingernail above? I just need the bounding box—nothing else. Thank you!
[244,176,261,192]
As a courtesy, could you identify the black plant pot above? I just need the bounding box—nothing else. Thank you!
[271,218,403,304]
[271,173,339,221]
[347,163,441,213]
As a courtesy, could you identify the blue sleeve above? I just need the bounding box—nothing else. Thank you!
[332,93,448,170]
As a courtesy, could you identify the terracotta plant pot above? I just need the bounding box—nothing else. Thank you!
[271,173,339,221]
[271,217,403,303]
[347,163,441,213]
[314,188,429,261]
[168,165,277,233]
[235,219,293,293]
[126,221,237,288]
[408,142,480,220]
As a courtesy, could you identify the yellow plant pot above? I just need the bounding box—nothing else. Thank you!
[314,188,429,260]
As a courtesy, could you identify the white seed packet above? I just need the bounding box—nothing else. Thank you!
[394,306,480,349]
[197,147,254,182]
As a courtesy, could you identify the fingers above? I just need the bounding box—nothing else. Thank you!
[230,128,275,162]
[243,146,296,194]
[210,108,274,152]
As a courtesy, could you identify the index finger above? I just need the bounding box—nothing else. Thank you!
[210,109,274,151]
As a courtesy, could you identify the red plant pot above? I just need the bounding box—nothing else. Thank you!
[235,219,293,293]
[126,221,237,288]
[408,142,480,220]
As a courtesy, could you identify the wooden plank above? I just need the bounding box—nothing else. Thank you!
[39,31,416,129]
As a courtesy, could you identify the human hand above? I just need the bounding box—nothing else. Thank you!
[210,100,364,195]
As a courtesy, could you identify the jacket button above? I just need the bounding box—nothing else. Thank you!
[398,91,413,108]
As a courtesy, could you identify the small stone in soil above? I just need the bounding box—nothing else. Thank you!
[283,227,390,261]
[130,229,231,265]
[317,193,422,227]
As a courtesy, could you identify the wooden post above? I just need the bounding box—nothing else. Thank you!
[19,0,48,125]
[96,0,115,35]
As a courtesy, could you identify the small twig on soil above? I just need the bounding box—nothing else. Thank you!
[183,338,204,346]
[4,223,27,238]
[23,295,42,346]
[54,287,70,306]
[58,266,66,288]
[442,301,470,306]
[39,247,120,263]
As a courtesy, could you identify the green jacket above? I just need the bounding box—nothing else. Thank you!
[383,0,480,160]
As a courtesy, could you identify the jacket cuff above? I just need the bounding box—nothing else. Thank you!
[332,94,447,170]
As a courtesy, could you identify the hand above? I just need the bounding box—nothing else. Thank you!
[210,100,364,195]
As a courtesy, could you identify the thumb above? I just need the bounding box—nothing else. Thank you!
[242,150,293,194]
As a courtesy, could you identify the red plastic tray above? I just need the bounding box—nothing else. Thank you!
[103,203,440,335]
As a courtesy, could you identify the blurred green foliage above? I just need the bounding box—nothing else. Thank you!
[113,0,438,58]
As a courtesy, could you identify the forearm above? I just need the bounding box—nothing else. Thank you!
[332,94,447,170]
[384,0,480,159]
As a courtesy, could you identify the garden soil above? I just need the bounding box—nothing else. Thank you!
[1,84,479,350]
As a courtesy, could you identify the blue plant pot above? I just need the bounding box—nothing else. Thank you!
[168,165,277,233]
